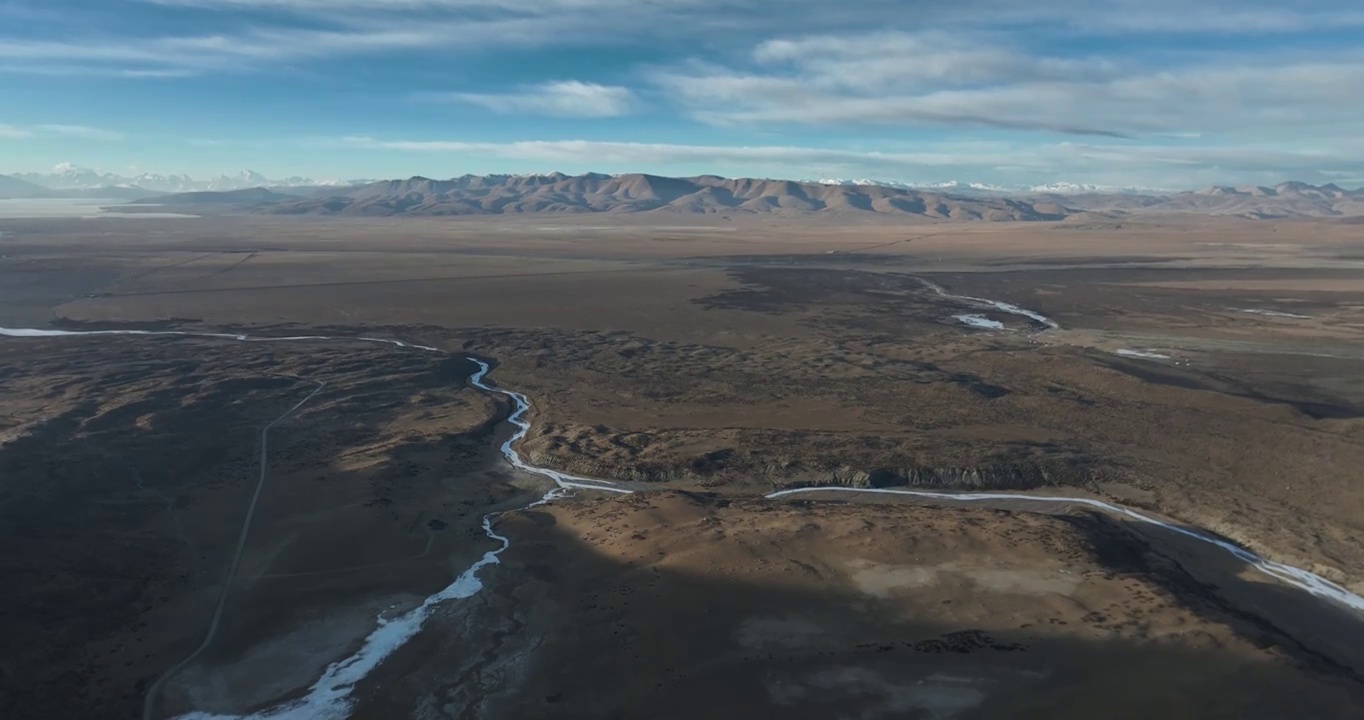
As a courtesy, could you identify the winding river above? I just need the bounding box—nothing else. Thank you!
[916,278,1062,330]
[4,308,1363,719]
[2,327,628,720]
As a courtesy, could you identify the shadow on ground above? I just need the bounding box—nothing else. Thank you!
[351,491,1364,720]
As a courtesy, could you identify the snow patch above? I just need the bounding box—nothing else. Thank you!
[919,279,1060,331]
[1236,308,1311,319]
[175,515,514,720]
[954,314,1004,330]
[1115,349,1171,360]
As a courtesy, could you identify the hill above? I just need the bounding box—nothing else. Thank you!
[1153,182,1364,218]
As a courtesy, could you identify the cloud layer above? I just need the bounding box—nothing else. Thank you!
[2,0,1362,186]
[435,81,636,118]
[657,34,1364,139]
[0,123,124,140]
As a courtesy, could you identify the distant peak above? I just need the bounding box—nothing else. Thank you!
[12,167,331,193]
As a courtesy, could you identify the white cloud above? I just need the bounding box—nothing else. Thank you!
[141,0,628,7]
[12,0,1363,79]
[33,124,125,140]
[656,32,1364,139]
[0,20,566,75]
[0,63,195,78]
[341,136,946,166]
[1067,5,1364,33]
[0,0,731,76]
[135,0,1364,34]
[0,123,122,140]
[7,0,1364,188]
[0,0,1355,99]
[749,32,1118,89]
[437,81,636,118]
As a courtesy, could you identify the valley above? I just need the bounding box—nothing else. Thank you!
[2,212,1363,719]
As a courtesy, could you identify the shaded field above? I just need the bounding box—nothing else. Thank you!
[349,491,1364,719]
[0,336,536,720]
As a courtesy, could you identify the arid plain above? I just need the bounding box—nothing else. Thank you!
[3,212,1364,719]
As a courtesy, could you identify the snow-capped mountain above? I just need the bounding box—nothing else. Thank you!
[813,178,1006,193]
[12,164,359,193]
[15,163,132,190]
[1026,182,1169,195]
[813,178,917,190]
[921,180,1013,193]
[809,177,1170,196]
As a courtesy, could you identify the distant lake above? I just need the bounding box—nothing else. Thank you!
[0,198,198,219]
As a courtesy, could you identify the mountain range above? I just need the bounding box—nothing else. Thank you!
[144,173,1072,221]
[5,164,360,195]
[1030,181,1364,219]
[812,178,1167,196]
[5,167,1361,220]
[128,173,1364,220]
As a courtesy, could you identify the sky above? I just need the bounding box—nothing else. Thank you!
[1,0,1363,188]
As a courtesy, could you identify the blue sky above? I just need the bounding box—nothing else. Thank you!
[1,0,1362,188]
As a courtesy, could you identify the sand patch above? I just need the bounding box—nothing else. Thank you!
[847,559,1082,598]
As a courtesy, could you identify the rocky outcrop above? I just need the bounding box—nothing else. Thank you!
[783,460,1093,492]
[527,443,1095,492]
[523,451,699,484]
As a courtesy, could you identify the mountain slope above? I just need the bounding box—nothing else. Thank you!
[0,174,55,199]
[131,187,299,205]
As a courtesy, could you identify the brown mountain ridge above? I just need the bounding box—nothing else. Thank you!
[141,173,1072,221]
[132,174,1364,220]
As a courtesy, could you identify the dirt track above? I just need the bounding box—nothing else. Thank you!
[141,378,325,720]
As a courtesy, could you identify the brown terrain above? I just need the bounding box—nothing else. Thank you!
[1,210,1363,718]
